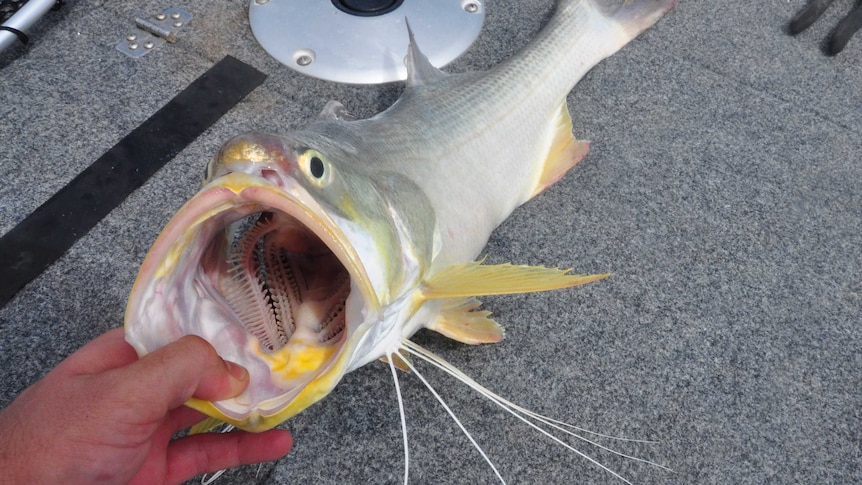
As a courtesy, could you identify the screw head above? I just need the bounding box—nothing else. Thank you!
[173,21,183,28]
[255,0,270,4]
[155,13,166,20]
[126,34,137,41]
[144,41,155,49]
[463,2,480,13]
[292,48,316,67]
[129,42,139,50]
[170,12,181,19]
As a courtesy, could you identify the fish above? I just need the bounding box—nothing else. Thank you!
[124,0,676,481]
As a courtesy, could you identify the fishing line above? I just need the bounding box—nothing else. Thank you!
[199,424,236,484]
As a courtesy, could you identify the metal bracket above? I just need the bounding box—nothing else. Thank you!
[116,7,191,58]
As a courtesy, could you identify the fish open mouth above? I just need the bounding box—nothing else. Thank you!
[125,172,378,430]
[214,210,350,353]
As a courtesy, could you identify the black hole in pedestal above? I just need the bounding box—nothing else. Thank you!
[331,0,405,17]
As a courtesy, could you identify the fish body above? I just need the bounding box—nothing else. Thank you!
[125,0,674,435]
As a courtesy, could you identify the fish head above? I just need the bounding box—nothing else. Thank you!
[125,130,437,431]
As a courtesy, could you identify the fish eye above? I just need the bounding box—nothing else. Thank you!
[310,156,325,179]
[300,150,332,187]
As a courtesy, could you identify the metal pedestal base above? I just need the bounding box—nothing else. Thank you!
[248,0,484,84]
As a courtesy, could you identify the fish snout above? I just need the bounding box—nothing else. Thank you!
[208,132,297,184]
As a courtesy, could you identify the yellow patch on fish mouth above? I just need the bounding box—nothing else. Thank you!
[125,171,381,432]
[186,336,359,432]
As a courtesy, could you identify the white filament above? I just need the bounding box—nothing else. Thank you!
[401,339,671,483]
[387,353,410,485]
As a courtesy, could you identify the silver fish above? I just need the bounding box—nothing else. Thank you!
[125,0,675,480]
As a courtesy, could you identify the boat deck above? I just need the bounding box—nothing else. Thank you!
[2,1,860,483]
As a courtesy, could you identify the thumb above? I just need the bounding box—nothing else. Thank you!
[118,335,249,413]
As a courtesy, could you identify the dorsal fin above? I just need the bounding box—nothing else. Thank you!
[426,298,505,345]
[317,100,356,121]
[404,20,447,87]
[421,260,610,299]
[529,102,590,198]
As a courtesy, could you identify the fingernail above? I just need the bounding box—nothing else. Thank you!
[226,361,249,383]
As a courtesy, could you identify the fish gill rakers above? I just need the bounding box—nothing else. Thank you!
[221,213,350,353]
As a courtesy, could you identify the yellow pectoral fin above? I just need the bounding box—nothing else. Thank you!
[421,261,610,299]
[189,416,225,435]
[530,102,590,198]
[426,298,504,345]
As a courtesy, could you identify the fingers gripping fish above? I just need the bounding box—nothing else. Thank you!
[125,0,676,481]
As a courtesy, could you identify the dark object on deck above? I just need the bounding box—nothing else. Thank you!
[789,0,862,55]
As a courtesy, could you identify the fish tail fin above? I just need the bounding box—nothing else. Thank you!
[590,0,679,41]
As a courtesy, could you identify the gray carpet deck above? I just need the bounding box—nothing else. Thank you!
[1,1,860,483]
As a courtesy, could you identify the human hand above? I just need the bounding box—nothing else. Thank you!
[0,328,293,484]
[788,0,862,55]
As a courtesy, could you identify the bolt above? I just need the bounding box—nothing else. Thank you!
[144,41,155,49]
[464,2,479,13]
[296,55,313,66]
[170,12,181,19]
[126,34,137,41]
[155,13,166,20]
[173,21,183,28]
[129,42,139,50]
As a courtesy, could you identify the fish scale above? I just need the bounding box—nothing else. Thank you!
[325,2,648,267]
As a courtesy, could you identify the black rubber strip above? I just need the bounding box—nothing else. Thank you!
[0,55,267,308]
[0,25,29,45]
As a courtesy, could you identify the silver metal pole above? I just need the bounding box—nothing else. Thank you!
[1,0,58,54]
